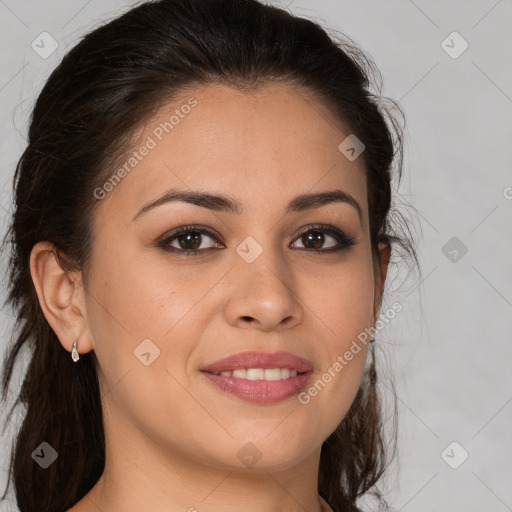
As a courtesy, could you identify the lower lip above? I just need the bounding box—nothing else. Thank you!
[201,371,312,404]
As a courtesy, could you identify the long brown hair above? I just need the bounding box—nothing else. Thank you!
[1,1,418,511]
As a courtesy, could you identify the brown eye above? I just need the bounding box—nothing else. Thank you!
[159,226,223,254]
[176,231,202,251]
[291,225,356,252]
[301,231,329,250]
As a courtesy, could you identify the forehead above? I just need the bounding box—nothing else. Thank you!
[96,82,368,224]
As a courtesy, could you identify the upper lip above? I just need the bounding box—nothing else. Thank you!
[201,351,314,374]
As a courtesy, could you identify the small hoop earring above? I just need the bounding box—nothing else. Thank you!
[71,340,80,362]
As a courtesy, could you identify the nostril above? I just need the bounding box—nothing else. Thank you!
[241,316,254,322]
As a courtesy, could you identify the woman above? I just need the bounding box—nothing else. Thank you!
[0,0,418,511]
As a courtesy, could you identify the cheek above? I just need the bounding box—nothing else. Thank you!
[297,256,374,415]
[85,246,227,400]
[88,247,211,341]
[84,252,213,446]
[302,255,375,346]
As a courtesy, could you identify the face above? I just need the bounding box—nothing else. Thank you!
[73,83,387,473]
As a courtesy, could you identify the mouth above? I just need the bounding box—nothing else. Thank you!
[200,351,314,403]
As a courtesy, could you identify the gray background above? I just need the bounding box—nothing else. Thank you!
[1,1,511,511]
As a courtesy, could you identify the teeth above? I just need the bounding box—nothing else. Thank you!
[247,368,264,380]
[264,368,282,381]
[216,368,300,380]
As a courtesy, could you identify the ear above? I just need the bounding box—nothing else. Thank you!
[30,241,93,356]
[373,240,391,321]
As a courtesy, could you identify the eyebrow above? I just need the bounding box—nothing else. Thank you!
[132,188,363,223]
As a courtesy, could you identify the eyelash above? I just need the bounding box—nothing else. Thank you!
[157,224,356,256]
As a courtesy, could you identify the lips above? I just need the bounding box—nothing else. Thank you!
[201,351,314,374]
[200,350,314,404]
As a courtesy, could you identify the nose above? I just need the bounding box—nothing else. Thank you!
[223,249,304,332]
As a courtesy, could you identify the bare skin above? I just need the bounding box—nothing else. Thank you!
[30,82,390,512]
